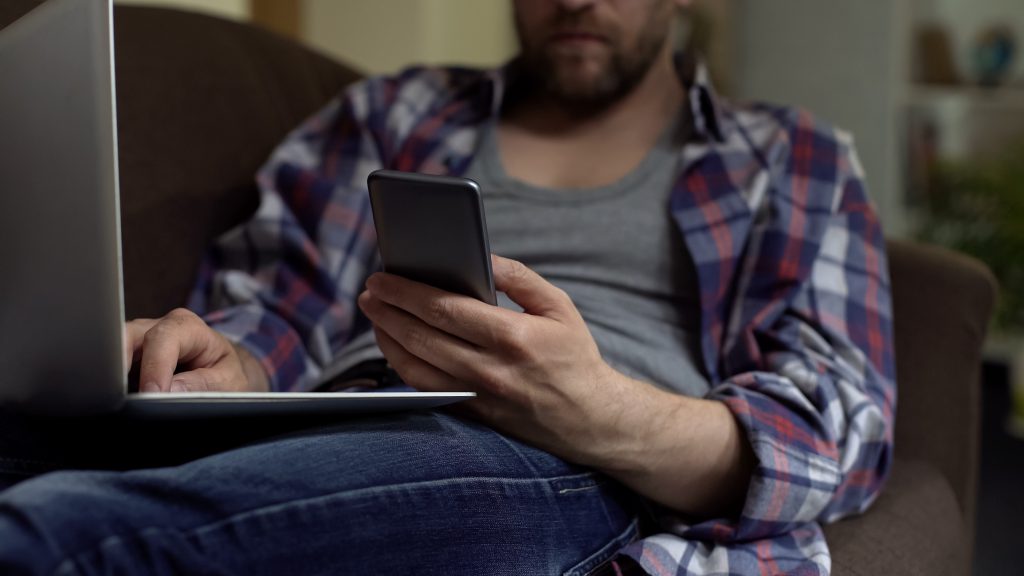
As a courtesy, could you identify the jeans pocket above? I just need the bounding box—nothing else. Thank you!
[562,517,640,576]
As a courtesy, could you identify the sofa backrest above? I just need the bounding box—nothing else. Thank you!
[112,6,361,318]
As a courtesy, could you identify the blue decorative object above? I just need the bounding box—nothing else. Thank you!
[973,25,1016,87]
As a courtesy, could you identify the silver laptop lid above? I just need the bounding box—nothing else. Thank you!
[0,0,125,413]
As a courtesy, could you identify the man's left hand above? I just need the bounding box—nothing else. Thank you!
[357,254,631,467]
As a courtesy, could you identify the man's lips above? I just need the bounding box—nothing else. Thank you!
[548,31,608,45]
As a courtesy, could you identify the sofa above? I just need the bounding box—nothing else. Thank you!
[0,3,999,574]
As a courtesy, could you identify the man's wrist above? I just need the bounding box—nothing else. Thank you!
[579,369,755,518]
[575,367,671,473]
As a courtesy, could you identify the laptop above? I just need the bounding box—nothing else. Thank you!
[0,0,473,418]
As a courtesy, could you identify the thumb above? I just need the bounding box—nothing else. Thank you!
[164,367,234,393]
[491,254,570,319]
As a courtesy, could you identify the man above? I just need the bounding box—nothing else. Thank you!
[0,0,894,573]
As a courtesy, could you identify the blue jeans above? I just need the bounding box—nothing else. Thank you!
[0,408,646,575]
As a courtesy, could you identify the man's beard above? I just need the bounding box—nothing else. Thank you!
[513,8,672,113]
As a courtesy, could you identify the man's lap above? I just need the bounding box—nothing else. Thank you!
[0,409,643,575]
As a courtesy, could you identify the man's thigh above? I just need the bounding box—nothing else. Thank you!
[0,410,643,575]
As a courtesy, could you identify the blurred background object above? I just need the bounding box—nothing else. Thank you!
[110,1,1024,573]
[915,24,961,85]
[973,25,1017,87]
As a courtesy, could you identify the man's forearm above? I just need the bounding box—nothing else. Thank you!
[586,372,755,520]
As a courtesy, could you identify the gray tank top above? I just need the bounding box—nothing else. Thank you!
[464,120,709,397]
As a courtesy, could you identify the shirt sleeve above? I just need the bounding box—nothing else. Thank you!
[187,80,385,392]
[687,134,896,542]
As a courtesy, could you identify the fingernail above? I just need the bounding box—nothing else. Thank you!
[142,381,159,393]
[169,380,187,393]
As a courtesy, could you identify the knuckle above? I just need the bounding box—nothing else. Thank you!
[496,323,531,357]
[403,326,430,355]
[427,297,455,327]
[506,259,530,282]
[143,321,175,343]
[167,308,198,325]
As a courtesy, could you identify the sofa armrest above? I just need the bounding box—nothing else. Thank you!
[887,240,998,552]
[824,459,969,576]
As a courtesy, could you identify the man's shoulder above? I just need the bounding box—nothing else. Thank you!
[347,65,495,115]
[726,98,852,153]
[336,65,495,168]
[725,99,857,175]
[719,99,863,214]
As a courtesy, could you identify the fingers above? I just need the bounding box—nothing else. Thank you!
[490,255,572,319]
[376,327,488,423]
[372,327,463,393]
[159,367,238,393]
[124,318,158,373]
[359,290,484,380]
[135,309,228,392]
[365,272,511,346]
[365,269,545,350]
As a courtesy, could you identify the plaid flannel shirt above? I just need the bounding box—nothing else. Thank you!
[190,56,896,575]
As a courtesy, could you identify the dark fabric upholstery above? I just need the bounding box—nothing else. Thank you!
[0,1,44,27]
[824,460,970,576]
[887,240,997,543]
[112,7,360,318]
[1,4,999,574]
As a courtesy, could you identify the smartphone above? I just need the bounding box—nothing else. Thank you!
[367,169,497,305]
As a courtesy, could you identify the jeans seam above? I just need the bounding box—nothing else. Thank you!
[49,471,599,573]
[562,517,640,576]
[557,482,606,495]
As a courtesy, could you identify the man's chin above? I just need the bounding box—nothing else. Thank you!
[544,64,616,101]
[545,75,620,108]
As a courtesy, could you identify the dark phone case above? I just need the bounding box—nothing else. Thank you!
[367,170,497,305]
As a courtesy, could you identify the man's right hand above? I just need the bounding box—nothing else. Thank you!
[125,308,270,393]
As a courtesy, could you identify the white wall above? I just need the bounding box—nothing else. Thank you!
[733,0,910,236]
[303,0,516,74]
[115,0,249,21]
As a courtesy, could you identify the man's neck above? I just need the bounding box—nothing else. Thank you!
[497,42,685,190]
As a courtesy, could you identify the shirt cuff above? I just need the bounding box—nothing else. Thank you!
[685,374,841,542]
[203,304,314,392]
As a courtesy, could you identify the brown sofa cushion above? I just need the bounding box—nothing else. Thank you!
[0,1,43,27]
[112,7,360,319]
[824,459,969,576]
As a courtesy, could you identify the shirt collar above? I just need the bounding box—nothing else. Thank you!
[675,51,727,143]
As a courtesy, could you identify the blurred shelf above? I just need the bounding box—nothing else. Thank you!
[908,83,1024,109]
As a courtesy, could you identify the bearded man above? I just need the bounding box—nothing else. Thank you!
[0,0,893,574]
